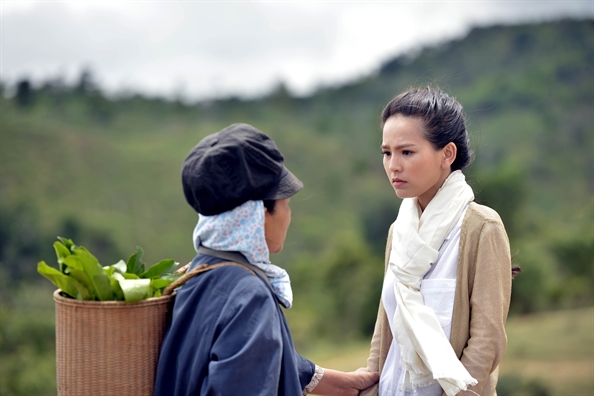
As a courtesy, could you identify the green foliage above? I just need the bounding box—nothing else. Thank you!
[286,230,384,347]
[508,246,556,314]
[549,201,594,306]
[37,238,181,302]
[505,307,594,361]
[0,204,47,284]
[0,283,57,396]
[551,203,594,280]
[319,231,384,339]
[497,375,551,396]
[500,306,594,395]
[471,162,528,239]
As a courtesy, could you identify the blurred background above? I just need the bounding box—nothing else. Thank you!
[0,2,592,395]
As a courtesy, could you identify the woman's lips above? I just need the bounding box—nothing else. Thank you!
[392,178,406,187]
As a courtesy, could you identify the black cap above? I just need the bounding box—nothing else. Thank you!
[181,123,303,215]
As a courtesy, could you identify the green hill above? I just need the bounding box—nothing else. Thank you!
[2,17,591,304]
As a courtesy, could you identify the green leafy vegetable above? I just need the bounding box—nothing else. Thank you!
[57,236,75,251]
[38,237,182,301]
[127,246,146,276]
[53,241,70,273]
[141,258,176,279]
[37,261,92,300]
[119,279,151,302]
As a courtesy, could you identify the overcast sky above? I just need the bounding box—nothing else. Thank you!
[1,1,592,101]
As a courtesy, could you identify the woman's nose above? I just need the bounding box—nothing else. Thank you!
[389,156,401,172]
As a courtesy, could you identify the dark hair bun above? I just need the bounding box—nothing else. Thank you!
[381,87,473,171]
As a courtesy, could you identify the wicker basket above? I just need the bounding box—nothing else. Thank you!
[53,289,175,396]
[52,262,242,395]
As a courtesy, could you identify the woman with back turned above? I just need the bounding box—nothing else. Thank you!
[360,87,517,396]
[154,123,378,396]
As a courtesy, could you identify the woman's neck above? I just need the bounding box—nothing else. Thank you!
[417,169,453,211]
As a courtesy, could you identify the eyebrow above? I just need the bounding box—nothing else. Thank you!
[381,143,416,150]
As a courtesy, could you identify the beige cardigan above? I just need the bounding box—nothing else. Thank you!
[360,202,512,396]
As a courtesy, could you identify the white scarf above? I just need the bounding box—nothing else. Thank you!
[389,170,477,395]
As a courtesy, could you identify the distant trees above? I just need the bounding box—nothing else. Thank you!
[16,79,34,108]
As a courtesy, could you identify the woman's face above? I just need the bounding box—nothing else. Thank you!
[264,197,291,254]
[381,115,455,210]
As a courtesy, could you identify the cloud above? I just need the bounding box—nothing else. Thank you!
[1,1,592,100]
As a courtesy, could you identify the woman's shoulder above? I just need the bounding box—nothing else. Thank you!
[462,202,509,244]
[465,202,504,224]
[187,263,272,301]
[216,264,271,291]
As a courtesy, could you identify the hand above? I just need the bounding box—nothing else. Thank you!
[348,368,379,391]
[311,367,379,396]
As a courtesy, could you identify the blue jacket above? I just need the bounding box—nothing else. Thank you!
[154,250,315,396]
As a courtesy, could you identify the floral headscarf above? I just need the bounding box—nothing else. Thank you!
[192,200,293,308]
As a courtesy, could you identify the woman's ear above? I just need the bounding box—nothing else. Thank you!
[443,142,457,168]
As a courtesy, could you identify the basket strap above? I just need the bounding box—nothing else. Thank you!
[174,263,191,274]
[163,261,256,296]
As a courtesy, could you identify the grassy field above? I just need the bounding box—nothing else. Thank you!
[305,306,594,395]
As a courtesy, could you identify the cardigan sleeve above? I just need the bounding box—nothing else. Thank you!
[365,299,385,374]
[357,299,384,396]
[358,224,394,396]
[458,218,512,395]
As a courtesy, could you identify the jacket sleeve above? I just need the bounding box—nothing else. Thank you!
[205,276,283,396]
[296,353,316,391]
[458,218,512,395]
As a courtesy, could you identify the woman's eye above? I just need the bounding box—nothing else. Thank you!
[402,150,412,156]
[382,151,391,157]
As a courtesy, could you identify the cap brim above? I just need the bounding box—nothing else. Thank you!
[262,166,303,201]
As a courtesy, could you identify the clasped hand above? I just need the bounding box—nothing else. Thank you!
[311,368,379,396]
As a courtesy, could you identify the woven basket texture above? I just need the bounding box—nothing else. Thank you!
[53,289,175,396]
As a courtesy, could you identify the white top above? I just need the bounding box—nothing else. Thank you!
[379,205,468,396]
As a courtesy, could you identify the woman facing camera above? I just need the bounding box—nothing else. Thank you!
[155,123,378,396]
[360,87,516,396]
